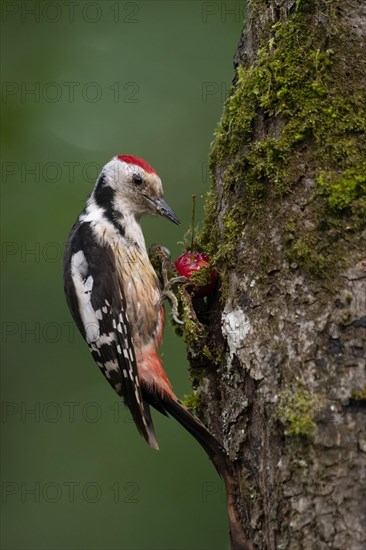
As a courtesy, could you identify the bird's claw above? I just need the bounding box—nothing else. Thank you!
[151,244,189,324]
[159,289,184,325]
[164,275,189,290]
[172,312,184,325]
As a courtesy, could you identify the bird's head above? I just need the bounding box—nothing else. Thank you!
[92,155,180,225]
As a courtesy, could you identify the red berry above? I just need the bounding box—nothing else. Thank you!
[175,251,217,297]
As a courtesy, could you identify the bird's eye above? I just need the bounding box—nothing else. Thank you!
[132,174,143,186]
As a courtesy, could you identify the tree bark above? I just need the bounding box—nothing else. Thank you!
[184,1,366,548]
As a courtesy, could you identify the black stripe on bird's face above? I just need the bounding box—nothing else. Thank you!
[93,174,125,237]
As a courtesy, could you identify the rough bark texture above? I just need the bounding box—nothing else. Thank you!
[182,1,366,548]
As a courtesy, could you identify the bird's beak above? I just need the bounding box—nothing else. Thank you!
[155,198,180,225]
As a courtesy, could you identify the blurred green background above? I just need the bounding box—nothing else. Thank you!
[1,2,244,548]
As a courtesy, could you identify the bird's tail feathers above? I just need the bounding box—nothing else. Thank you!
[156,393,229,477]
[127,398,159,450]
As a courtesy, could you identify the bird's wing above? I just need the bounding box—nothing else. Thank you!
[64,220,159,449]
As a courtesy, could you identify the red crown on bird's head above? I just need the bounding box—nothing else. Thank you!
[117,155,157,175]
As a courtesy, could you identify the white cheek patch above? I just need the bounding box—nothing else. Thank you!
[71,250,100,343]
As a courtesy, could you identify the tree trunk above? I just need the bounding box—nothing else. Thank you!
[184,1,366,548]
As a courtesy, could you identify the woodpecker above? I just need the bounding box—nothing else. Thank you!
[64,155,222,454]
[63,154,252,549]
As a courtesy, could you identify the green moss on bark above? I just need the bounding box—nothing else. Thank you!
[201,1,366,283]
[182,392,201,411]
[351,386,366,402]
[277,384,323,438]
[173,287,204,348]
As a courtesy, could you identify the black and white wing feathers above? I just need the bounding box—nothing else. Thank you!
[64,221,158,449]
